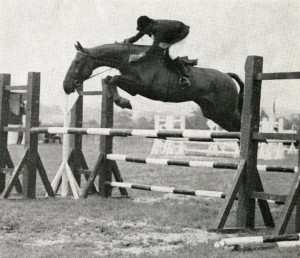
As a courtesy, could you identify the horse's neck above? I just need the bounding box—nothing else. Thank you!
[89,44,148,69]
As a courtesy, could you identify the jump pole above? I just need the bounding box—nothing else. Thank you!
[214,233,300,248]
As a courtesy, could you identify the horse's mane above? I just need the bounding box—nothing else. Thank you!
[89,43,163,58]
[114,42,151,49]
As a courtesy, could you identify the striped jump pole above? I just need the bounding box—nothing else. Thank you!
[105,182,284,206]
[106,182,285,205]
[30,127,241,141]
[214,233,300,248]
[106,181,227,198]
[106,154,298,173]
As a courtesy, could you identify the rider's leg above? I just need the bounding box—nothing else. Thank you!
[169,39,191,89]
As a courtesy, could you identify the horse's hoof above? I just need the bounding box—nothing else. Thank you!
[115,98,132,109]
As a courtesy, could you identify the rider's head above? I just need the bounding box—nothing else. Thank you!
[137,16,153,33]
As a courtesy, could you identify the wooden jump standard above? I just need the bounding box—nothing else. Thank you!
[0,73,54,198]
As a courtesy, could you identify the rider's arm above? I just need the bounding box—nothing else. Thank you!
[124,31,144,44]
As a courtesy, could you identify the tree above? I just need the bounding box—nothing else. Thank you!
[113,111,133,128]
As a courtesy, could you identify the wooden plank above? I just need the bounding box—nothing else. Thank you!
[253,132,298,142]
[237,56,264,229]
[296,140,300,232]
[78,151,98,194]
[276,131,300,234]
[215,159,246,229]
[36,153,55,197]
[275,172,300,234]
[78,90,102,96]
[5,85,28,91]
[81,153,105,198]
[111,161,129,196]
[257,72,300,81]
[78,169,91,175]
[22,72,40,198]
[3,126,27,132]
[2,149,28,198]
[0,74,11,193]
[98,80,114,197]
[73,90,83,185]
[0,168,14,174]
[3,148,22,194]
[253,170,275,227]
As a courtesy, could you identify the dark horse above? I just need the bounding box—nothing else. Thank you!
[63,42,244,131]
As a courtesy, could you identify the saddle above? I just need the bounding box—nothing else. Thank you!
[163,49,198,71]
[180,56,198,66]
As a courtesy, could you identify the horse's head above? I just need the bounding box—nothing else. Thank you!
[63,42,95,94]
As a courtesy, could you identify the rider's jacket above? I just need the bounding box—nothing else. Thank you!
[125,19,190,53]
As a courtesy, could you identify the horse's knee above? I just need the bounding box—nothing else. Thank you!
[110,75,121,85]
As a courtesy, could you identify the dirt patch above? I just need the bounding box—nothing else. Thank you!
[133,193,217,204]
[25,216,220,256]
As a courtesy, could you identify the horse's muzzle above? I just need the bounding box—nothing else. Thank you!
[63,82,75,95]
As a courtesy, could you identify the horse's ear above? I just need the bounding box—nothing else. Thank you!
[77,41,84,51]
[75,41,85,52]
[74,44,80,51]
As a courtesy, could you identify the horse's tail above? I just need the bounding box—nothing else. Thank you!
[227,73,244,114]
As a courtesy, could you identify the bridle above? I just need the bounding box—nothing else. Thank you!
[74,51,112,86]
[74,46,131,86]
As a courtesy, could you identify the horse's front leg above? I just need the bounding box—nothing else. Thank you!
[104,76,132,109]
[106,74,145,96]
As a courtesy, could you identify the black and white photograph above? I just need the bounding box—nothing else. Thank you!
[0,0,300,257]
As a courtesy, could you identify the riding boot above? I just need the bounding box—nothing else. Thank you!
[174,57,191,89]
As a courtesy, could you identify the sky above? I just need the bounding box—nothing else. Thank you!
[0,0,300,121]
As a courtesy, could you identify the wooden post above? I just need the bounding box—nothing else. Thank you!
[295,139,300,233]
[23,72,40,198]
[236,56,263,228]
[99,80,114,197]
[0,74,11,193]
[72,85,83,184]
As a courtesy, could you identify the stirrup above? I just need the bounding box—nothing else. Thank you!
[179,77,191,89]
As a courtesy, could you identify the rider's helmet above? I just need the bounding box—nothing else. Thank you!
[137,16,152,31]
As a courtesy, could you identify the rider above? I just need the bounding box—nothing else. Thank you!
[123,16,191,89]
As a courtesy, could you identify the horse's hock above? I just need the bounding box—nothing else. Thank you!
[1,56,300,236]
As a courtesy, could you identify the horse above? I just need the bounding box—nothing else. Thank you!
[63,42,244,131]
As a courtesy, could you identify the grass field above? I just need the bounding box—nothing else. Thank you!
[1,137,299,257]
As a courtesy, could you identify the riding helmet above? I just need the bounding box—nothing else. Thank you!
[137,15,152,30]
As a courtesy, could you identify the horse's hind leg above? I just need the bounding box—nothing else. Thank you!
[195,99,241,132]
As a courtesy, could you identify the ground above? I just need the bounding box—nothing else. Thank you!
[0,137,299,257]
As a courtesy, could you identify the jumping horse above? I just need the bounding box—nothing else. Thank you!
[63,42,244,131]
